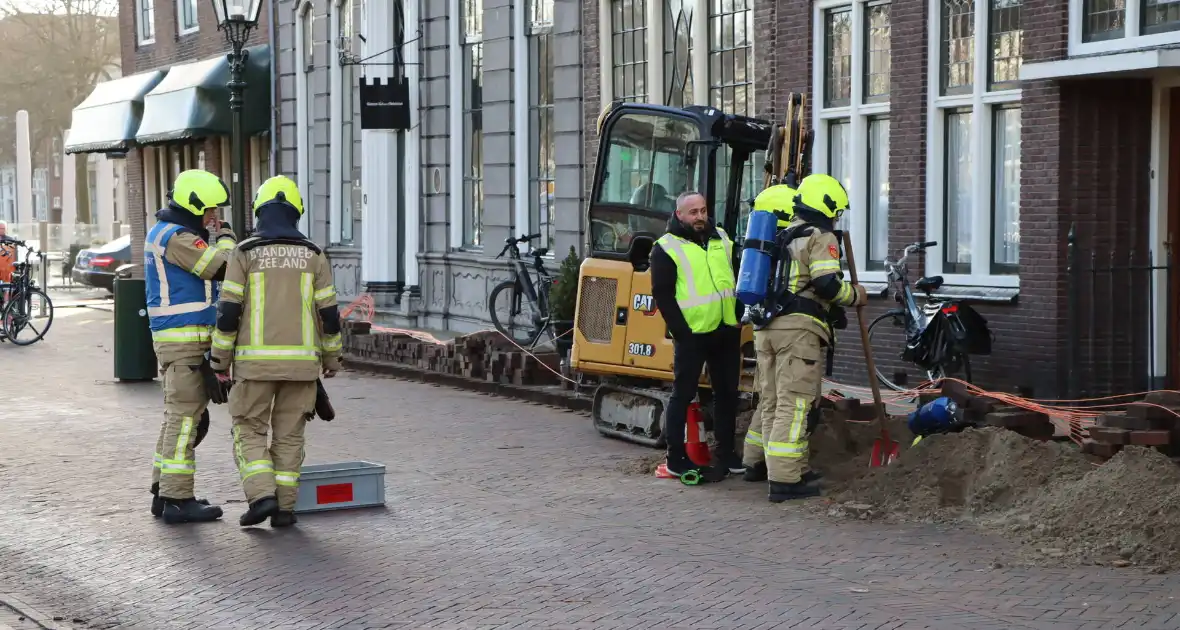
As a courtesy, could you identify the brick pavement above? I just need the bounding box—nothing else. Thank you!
[1,311,1180,630]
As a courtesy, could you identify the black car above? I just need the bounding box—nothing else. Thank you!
[72,235,132,292]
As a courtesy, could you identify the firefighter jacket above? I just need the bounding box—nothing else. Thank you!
[209,237,343,381]
[145,209,237,364]
[651,217,739,339]
[772,217,863,342]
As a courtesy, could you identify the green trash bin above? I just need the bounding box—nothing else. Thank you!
[113,277,159,381]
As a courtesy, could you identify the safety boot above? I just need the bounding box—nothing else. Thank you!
[150,482,210,518]
[767,479,822,503]
[743,462,768,482]
[161,498,224,524]
[270,510,298,528]
[239,496,279,527]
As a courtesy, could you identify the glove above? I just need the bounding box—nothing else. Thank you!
[193,409,211,448]
[852,284,869,306]
[200,352,232,405]
[313,378,335,421]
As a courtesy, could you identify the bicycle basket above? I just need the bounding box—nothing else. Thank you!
[941,303,992,355]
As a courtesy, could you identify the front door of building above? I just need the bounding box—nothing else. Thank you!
[1166,88,1180,386]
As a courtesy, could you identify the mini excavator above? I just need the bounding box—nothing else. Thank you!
[572,94,812,448]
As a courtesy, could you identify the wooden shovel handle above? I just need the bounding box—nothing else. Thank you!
[840,231,890,438]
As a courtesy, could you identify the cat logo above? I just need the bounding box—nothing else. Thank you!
[632,293,657,316]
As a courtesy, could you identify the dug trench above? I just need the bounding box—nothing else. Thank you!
[618,407,1180,572]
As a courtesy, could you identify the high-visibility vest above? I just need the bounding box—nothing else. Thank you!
[655,227,738,334]
[144,221,219,341]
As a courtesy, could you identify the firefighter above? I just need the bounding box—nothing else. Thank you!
[651,190,742,482]
[740,183,796,475]
[746,173,867,502]
[209,175,342,528]
[145,169,237,524]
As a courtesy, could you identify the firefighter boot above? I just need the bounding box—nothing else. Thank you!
[270,511,298,528]
[161,497,224,524]
[239,496,279,527]
[744,462,768,482]
[150,482,210,518]
[767,480,822,503]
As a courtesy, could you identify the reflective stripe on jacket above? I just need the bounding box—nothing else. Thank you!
[654,227,738,334]
[144,221,217,335]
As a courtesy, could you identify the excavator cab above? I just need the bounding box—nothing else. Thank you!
[573,102,777,446]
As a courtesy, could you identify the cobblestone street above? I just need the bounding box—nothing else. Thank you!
[2,311,1180,629]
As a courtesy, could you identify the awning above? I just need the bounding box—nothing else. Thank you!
[63,70,166,154]
[135,44,271,145]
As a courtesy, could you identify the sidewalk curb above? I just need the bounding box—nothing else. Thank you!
[343,357,593,413]
[0,594,68,629]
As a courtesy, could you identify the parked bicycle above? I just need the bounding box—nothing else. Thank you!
[0,239,55,346]
[866,241,992,391]
[488,233,555,348]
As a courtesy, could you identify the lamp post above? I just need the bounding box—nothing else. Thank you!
[210,0,263,236]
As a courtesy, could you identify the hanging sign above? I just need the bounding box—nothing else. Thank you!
[360,77,411,130]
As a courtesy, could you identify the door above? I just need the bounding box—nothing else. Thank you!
[1167,88,1180,386]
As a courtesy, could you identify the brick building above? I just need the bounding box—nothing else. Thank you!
[585,0,1180,397]
[65,0,271,271]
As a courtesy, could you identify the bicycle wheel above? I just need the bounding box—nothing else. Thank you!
[488,280,544,347]
[930,352,972,385]
[866,310,912,392]
[3,288,54,346]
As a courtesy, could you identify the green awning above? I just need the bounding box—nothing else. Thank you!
[63,70,166,154]
[135,44,271,145]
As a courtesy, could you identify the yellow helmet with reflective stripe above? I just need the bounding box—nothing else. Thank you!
[169,169,230,216]
[753,184,797,227]
[252,175,305,216]
[793,173,850,220]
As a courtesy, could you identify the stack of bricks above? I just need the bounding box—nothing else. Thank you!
[1082,392,1180,459]
[919,381,1058,441]
[486,350,562,386]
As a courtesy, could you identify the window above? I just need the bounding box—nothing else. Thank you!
[611,0,648,102]
[137,0,155,43]
[664,0,693,107]
[1072,0,1180,54]
[529,0,556,248]
[463,0,484,247]
[709,0,759,229]
[178,0,198,34]
[339,0,355,244]
[931,0,1022,280]
[815,1,891,270]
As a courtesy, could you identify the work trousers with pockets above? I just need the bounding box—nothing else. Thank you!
[665,325,741,468]
[742,326,824,483]
[153,357,211,500]
[230,379,317,510]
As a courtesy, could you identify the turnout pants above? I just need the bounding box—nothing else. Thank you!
[743,326,824,483]
[152,358,211,499]
[230,379,317,510]
[666,326,741,467]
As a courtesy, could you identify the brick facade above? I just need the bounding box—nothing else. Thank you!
[118,0,270,276]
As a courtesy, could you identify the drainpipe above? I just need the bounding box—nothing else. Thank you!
[268,0,278,176]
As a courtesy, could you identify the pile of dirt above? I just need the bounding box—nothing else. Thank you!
[828,426,1092,523]
[994,446,1180,570]
[615,452,665,476]
[809,410,915,484]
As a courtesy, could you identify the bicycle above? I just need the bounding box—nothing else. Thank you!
[488,233,555,348]
[0,238,54,346]
[866,240,990,391]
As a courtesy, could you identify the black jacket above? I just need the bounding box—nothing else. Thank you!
[650,216,740,341]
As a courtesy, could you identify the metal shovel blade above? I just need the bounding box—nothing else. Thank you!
[869,436,900,467]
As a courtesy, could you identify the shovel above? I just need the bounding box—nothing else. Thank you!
[841,232,898,466]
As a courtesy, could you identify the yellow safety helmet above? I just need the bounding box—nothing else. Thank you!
[252,175,305,216]
[793,173,850,220]
[753,184,798,227]
[169,169,230,216]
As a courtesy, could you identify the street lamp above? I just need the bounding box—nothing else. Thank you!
[210,0,263,236]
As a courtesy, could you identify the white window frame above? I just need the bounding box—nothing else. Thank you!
[813,0,891,281]
[295,1,314,235]
[177,0,199,35]
[457,0,484,249]
[521,0,555,252]
[1070,0,1180,56]
[137,0,155,45]
[925,0,1021,288]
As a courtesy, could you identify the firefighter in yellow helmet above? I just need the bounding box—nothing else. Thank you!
[742,173,867,501]
[146,169,237,524]
[209,175,342,528]
[753,183,797,228]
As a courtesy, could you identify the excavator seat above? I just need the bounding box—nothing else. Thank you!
[627,233,657,271]
[915,275,944,293]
